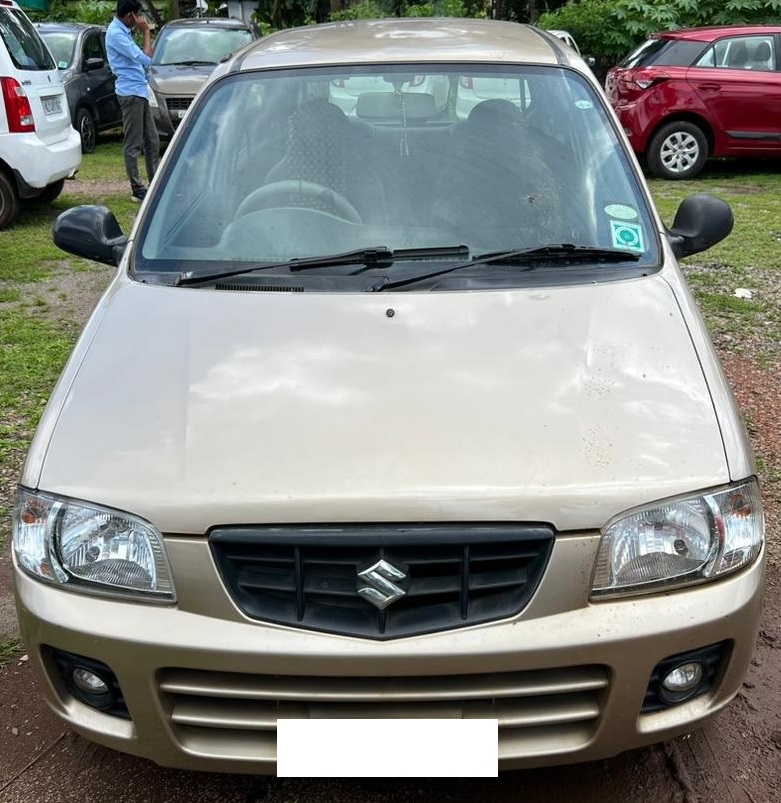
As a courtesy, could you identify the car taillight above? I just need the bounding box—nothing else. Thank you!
[1,77,35,132]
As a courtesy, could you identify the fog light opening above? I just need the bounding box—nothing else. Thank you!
[45,646,130,719]
[71,666,111,696]
[642,641,730,713]
[660,661,704,704]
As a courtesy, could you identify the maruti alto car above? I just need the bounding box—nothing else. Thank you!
[13,19,765,774]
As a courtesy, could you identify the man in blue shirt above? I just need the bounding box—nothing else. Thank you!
[106,0,159,202]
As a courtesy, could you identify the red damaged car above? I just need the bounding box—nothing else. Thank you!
[606,25,781,179]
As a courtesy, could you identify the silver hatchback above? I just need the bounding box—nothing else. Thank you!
[14,18,765,775]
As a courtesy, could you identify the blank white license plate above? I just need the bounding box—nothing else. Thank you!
[277,718,498,777]
[42,96,61,115]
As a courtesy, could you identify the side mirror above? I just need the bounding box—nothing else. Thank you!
[52,205,128,266]
[666,194,733,259]
[84,56,105,71]
[585,56,596,68]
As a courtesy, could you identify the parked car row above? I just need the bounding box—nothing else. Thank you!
[34,17,261,152]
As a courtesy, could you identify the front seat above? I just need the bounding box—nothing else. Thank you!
[432,99,563,245]
[751,41,773,70]
[261,98,386,223]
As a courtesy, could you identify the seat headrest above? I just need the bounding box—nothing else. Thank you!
[355,92,436,121]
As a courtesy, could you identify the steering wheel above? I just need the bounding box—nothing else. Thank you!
[235,180,363,223]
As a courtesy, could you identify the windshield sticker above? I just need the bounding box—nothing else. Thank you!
[604,203,637,220]
[610,220,645,252]
[575,99,593,110]
[58,60,68,69]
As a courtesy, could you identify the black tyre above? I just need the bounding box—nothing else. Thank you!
[76,107,97,154]
[30,179,65,205]
[0,171,20,230]
[647,121,708,180]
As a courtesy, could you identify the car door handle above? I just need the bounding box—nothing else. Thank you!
[696,83,721,91]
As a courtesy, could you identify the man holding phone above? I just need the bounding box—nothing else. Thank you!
[106,0,159,202]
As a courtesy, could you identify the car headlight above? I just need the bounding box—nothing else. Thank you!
[592,479,763,598]
[148,91,158,109]
[12,488,175,602]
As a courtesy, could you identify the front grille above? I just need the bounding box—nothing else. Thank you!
[166,97,192,112]
[210,524,554,639]
[159,664,609,762]
[166,97,193,128]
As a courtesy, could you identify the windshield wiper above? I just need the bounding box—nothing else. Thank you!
[157,60,217,66]
[175,245,469,287]
[368,244,641,292]
[175,247,394,286]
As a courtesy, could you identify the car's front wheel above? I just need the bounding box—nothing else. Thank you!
[76,107,97,154]
[647,121,708,180]
[0,171,20,230]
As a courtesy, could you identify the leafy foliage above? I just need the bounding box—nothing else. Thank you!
[27,0,115,24]
[329,0,474,18]
[540,0,781,59]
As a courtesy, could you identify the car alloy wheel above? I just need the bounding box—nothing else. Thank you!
[76,108,97,154]
[647,121,708,180]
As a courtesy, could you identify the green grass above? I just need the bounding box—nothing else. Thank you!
[0,638,23,669]
[647,159,781,357]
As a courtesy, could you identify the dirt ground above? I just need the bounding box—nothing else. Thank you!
[0,268,779,803]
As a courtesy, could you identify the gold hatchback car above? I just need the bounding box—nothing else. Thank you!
[13,18,765,774]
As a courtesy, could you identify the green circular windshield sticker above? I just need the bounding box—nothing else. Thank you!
[604,204,637,220]
[610,220,645,252]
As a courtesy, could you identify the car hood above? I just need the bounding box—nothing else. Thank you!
[148,64,215,94]
[35,273,729,534]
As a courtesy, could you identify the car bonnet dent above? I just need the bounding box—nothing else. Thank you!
[34,274,729,534]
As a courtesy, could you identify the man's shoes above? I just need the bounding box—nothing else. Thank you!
[131,187,147,203]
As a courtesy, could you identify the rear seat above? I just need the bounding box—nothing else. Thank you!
[354,91,457,227]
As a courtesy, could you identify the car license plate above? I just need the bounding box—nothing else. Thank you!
[42,96,61,115]
[276,718,498,777]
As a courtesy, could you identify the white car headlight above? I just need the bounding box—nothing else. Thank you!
[13,488,175,602]
[592,479,763,598]
[148,91,158,109]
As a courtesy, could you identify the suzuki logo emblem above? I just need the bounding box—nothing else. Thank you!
[357,559,408,610]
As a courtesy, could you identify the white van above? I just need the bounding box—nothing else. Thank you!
[0,0,81,229]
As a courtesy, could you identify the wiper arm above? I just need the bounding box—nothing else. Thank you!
[176,247,394,286]
[474,244,642,265]
[159,59,217,66]
[369,244,641,292]
[175,245,469,287]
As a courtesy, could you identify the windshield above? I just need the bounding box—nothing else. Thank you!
[152,26,254,65]
[38,31,77,69]
[138,63,658,283]
[0,7,56,71]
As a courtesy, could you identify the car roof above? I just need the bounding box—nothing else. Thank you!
[160,16,255,30]
[229,18,573,72]
[35,21,103,32]
[654,24,781,42]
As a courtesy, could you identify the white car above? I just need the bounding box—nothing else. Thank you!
[330,72,450,118]
[456,28,593,119]
[0,0,81,228]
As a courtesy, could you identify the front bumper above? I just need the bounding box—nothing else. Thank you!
[14,535,765,774]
